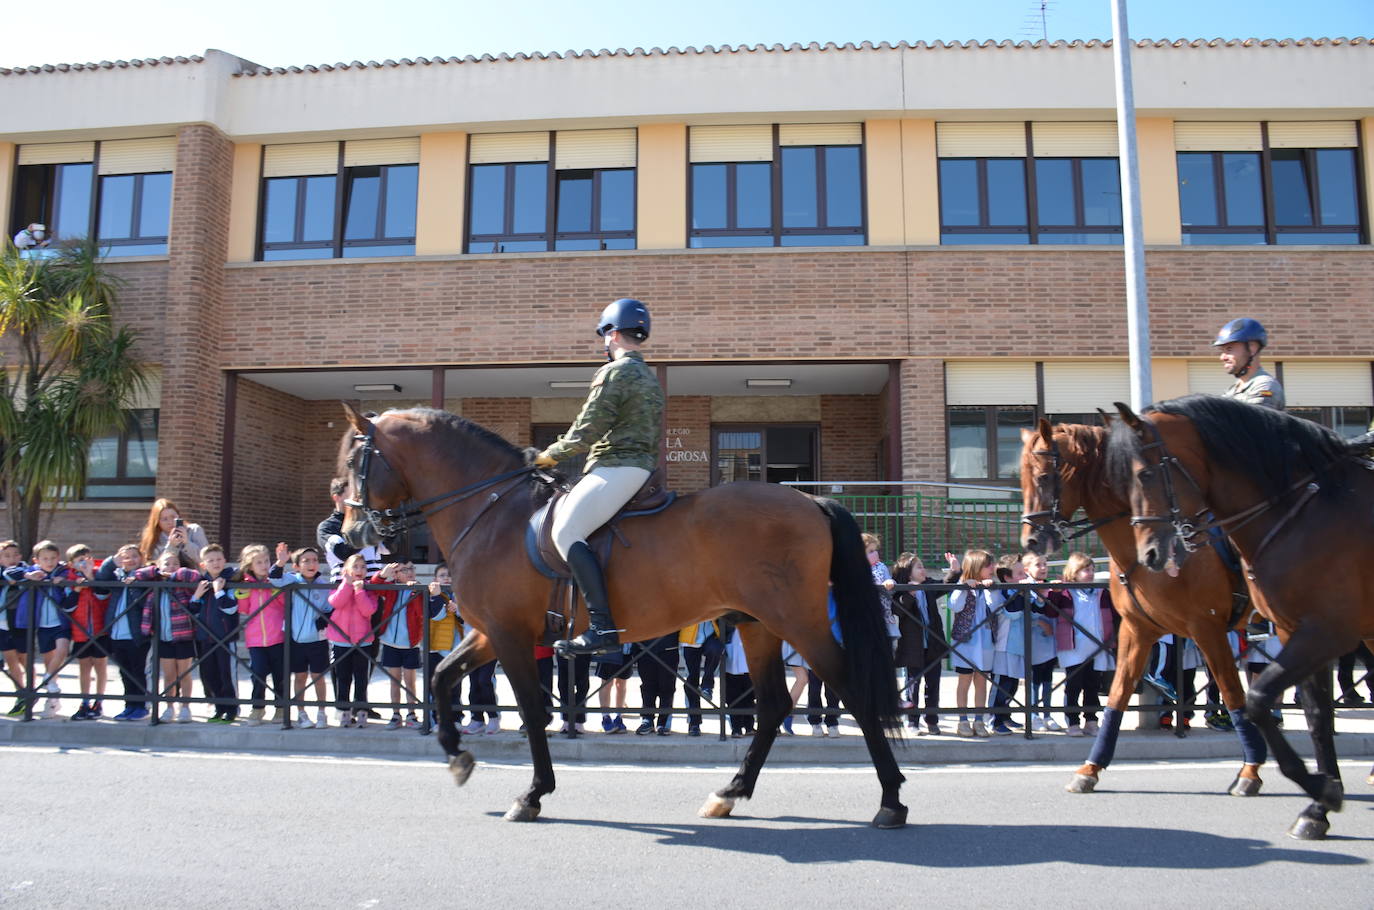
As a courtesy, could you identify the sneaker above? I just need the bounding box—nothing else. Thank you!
[782,715,794,735]
[355,710,369,728]
[925,721,942,736]
[1004,718,1023,730]
[635,720,654,735]
[205,715,228,725]
[6,699,28,717]
[1206,712,1234,732]
[656,725,671,736]
[559,721,573,735]
[315,709,328,728]
[245,709,265,726]
[1142,673,1178,702]
[484,716,500,735]
[177,706,192,724]
[386,714,402,730]
[1084,720,1100,735]
[957,720,974,737]
[610,716,627,734]
[40,699,60,719]
[601,715,615,733]
[1044,718,1064,732]
[297,710,314,729]
[159,706,174,723]
[89,701,104,720]
[811,723,825,737]
[124,707,150,722]
[404,713,421,729]
[341,712,356,729]
[1338,691,1367,707]
[464,718,484,735]
[1159,713,1173,730]
[1066,724,1084,737]
[71,703,92,721]
[269,709,286,725]
[1031,716,1047,732]
[575,723,586,734]
[991,722,1014,735]
[1179,716,1192,733]
[972,721,990,737]
[688,723,701,737]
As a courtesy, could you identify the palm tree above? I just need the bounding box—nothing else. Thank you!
[0,238,149,551]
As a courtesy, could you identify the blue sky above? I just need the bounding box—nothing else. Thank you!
[1,0,1369,69]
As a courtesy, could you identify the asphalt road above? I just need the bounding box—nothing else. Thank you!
[2,746,1372,909]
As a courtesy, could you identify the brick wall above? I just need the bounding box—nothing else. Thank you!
[899,358,947,484]
[665,396,711,492]
[229,379,308,553]
[819,395,881,482]
[0,506,148,559]
[461,398,532,448]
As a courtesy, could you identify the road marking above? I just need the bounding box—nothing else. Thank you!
[4,745,1369,777]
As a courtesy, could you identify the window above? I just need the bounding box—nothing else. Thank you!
[947,406,1036,483]
[938,122,1122,245]
[10,163,94,245]
[713,426,817,485]
[553,168,636,251]
[466,162,550,253]
[1178,123,1363,245]
[1289,406,1372,439]
[85,409,158,500]
[688,124,865,248]
[258,140,419,261]
[97,172,172,256]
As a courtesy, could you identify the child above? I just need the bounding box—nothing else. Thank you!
[426,564,462,728]
[273,546,333,729]
[233,543,291,725]
[99,545,153,721]
[1020,552,1062,732]
[5,540,77,719]
[0,540,28,716]
[987,554,1030,735]
[137,550,204,723]
[947,549,997,737]
[65,545,110,720]
[371,560,433,730]
[1045,553,1117,737]
[327,553,378,727]
[592,646,630,735]
[190,544,239,723]
[721,626,754,739]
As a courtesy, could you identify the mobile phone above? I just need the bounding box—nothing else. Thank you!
[174,518,185,528]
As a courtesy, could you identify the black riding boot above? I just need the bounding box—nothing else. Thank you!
[555,541,621,656]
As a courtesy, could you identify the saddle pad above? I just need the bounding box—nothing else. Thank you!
[524,491,677,580]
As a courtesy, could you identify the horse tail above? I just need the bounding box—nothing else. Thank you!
[813,496,902,734]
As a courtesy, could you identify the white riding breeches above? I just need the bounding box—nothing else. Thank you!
[551,465,651,561]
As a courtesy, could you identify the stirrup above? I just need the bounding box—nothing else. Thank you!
[553,627,621,656]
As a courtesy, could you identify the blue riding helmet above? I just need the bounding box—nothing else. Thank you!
[1212,318,1267,350]
[596,298,651,341]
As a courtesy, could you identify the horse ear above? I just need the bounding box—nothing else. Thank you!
[1037,416,1054,441]
[1114,401,1145,433]
[341,401,371,435]
[1095,407,1113,427]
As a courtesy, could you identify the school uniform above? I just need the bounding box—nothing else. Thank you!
[895,582,945,730]
[948,587,998,673]
[721,629,754,736]
[270,567,334,675]
[4,562,77,654]
[190,567,239,720]
[1047,587,1118,726]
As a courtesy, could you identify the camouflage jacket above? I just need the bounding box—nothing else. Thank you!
[543,351,663,472]
[1221,368,1285,410]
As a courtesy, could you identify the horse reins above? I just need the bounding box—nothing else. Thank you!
[344,421,538,542]
[1127,415,1319,561]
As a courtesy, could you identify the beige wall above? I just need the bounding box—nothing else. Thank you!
[712,396,821,422]
[1138,118,1182,245]
[901,119,939,245]
[636,123,686,250]
[226,143,261,263]
[864,120,903,245]
[0,142,13,237]
[1152,358,1190,400]
[416,132,467,255]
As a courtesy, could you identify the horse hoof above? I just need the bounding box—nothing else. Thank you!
[1366,773,1373,787]
[448,752,475,787]
[504,802,541,822]
[698,793,736,818]
[1065,774,1098,794]
[1229,775,1262,798]
[872,804,908,829]
[1288,813,1330,840]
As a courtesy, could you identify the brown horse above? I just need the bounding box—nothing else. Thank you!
[1109,394,1374,839]
[335,403,907,826]
[1019,420,1265,797]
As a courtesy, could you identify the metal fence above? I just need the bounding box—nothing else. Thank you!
[0,575,1308,743]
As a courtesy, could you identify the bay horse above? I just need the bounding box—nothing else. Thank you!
[335,403,907,827]
[1019,420,1266,797]
[1109,394,1374,839]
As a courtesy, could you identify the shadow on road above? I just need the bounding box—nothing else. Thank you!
[517,816,1370,868]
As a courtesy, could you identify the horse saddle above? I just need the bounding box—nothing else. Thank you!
[525,467,677,580]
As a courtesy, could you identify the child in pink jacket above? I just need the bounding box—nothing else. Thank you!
[234,543,290,725]
[328,553,378,727]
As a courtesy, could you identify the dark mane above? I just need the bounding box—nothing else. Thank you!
[1107,394,1358,501]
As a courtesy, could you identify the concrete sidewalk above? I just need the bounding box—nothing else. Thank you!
[5,707,1373,767]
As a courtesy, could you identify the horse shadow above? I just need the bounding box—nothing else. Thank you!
[502,815,1369,868]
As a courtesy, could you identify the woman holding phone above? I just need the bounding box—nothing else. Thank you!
[139,498,209,568]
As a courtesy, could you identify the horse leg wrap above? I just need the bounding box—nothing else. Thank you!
[1085,706,1123,768]
[1229,708,1267,766]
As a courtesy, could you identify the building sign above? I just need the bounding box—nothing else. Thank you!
[664,427,708,463]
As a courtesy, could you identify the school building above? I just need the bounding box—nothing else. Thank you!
[1,38,1372,557]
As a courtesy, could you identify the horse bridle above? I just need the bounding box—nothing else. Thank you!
[1126,415,1318,559]
[344,420,537,543]
[1020,437,1126,544]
